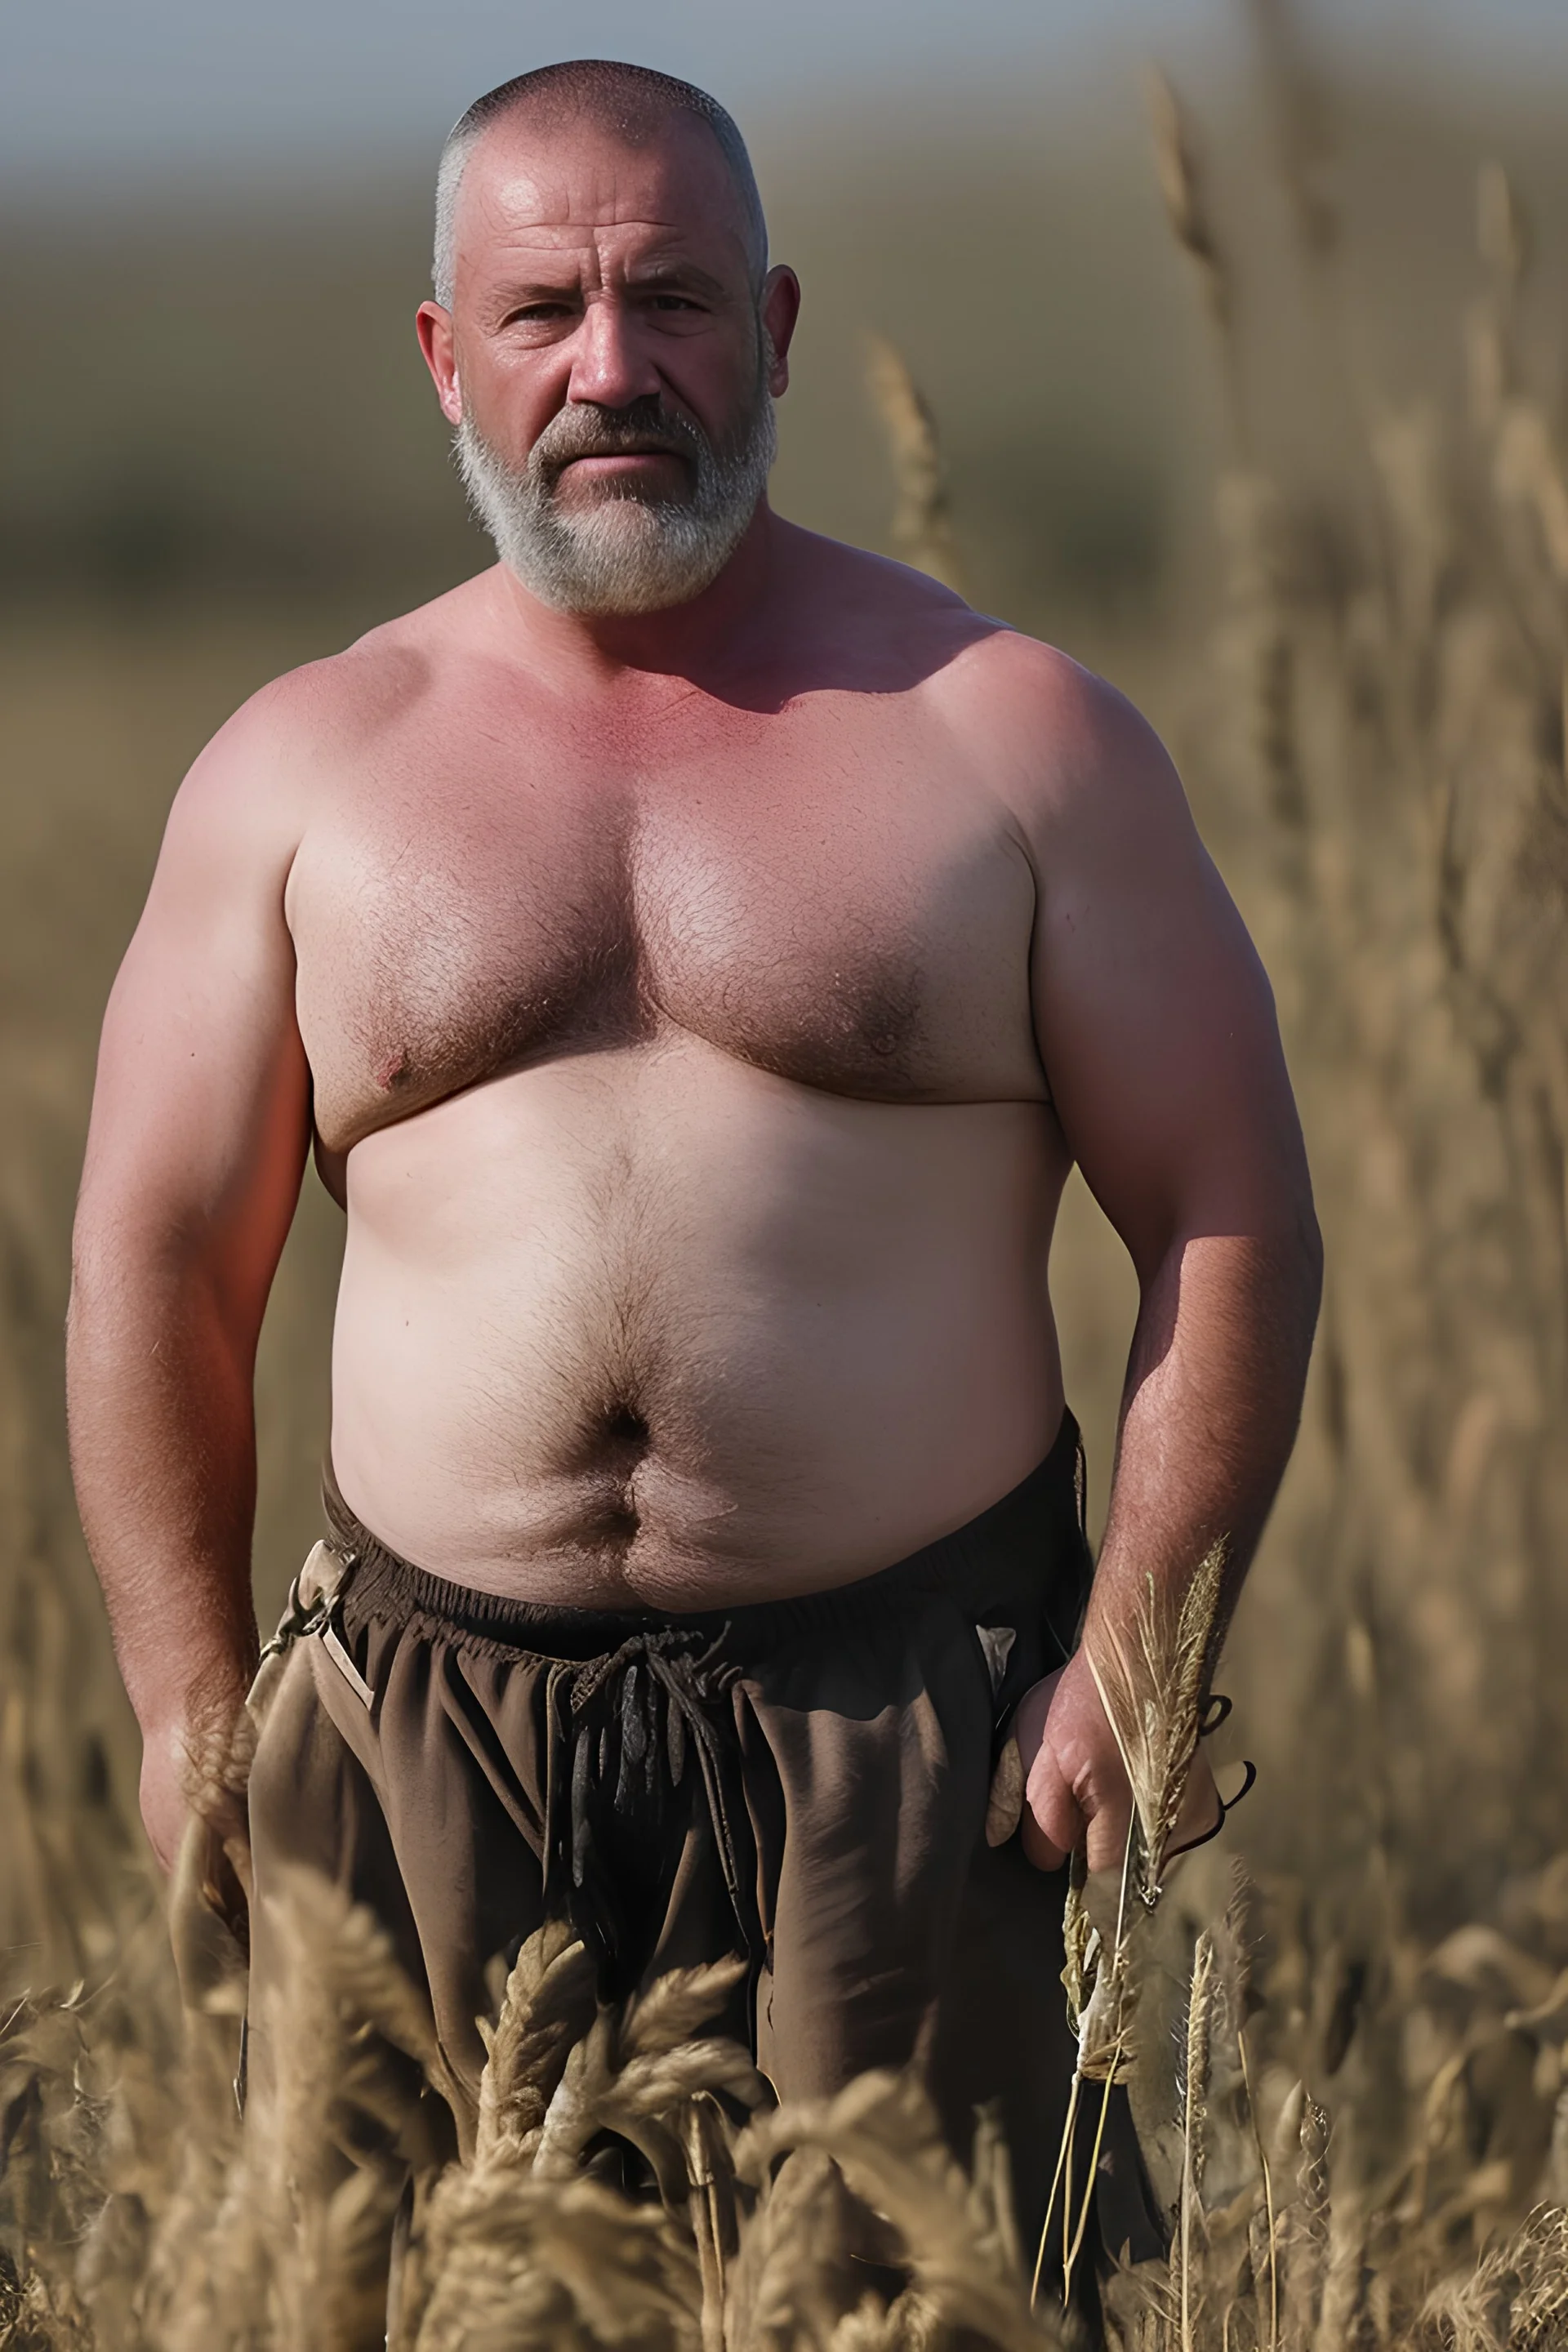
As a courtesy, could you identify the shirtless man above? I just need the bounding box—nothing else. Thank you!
[67,60,1320,2252]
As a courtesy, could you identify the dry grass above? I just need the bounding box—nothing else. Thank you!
[0,1859,1065,2352]
[862,335,965,592]
[6,11,1568,2348]
[1183,60,1568,1925]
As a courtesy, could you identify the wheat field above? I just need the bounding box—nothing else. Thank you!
[5,20,1568,2350]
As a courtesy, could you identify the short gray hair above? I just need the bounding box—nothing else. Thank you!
[433,60,768,309]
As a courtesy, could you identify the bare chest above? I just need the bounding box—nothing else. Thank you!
[288,706,1043,1150]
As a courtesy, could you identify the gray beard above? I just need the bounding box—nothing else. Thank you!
[454,373,777,617]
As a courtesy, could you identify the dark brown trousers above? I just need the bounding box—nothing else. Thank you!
[245,1410,1156,2260]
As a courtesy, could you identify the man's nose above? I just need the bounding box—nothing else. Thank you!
[567,296,660,411]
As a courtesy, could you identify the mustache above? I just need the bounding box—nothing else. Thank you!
[530,398,707,488]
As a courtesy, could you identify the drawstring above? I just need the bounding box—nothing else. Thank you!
[543,1626,755,1998]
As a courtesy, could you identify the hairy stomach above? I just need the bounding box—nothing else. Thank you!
[328,1036,1068,1606]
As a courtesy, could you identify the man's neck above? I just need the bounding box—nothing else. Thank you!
[483,502,787,693]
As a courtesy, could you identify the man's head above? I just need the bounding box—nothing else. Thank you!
[417,62,800,618]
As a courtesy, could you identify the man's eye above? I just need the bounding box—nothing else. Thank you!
[649,294,702,313]
[508,301,573,323]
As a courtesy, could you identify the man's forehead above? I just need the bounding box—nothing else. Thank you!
[460,114,746,259]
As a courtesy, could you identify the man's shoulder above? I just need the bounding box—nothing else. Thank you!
[930,624,1143,745]
[220,581,480,759]
[768,525,985,681]
[787,529,1160,769]
[924,625,1183,831]
[158,582,488,861]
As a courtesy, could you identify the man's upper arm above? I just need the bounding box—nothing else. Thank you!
[76,691,313,1333]
[1021,662,1312,1280]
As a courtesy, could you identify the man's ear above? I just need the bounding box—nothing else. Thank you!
[760,266,801,398]
[416,302,463,425]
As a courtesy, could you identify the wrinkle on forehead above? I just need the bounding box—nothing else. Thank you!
[457,125,750,282]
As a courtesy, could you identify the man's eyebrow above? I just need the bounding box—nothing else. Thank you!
[627,258,729,301]
[493,265,586,296]
[484,245,733,310]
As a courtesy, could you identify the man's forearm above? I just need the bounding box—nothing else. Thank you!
[1085,1220,1322,1660]
[1016,1216,1319,1873]
[66,1248,261,1747]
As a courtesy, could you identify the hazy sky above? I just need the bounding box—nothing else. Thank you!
[7,0,1566,201]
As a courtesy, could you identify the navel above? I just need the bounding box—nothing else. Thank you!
[602,1403,652,1456]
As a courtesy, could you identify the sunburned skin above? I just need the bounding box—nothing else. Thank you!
[68,91,1321,1876]
[291,572,1067,1601]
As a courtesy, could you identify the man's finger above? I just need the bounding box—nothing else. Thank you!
[1019,1732,1085,1873]
[1084,1802,1135,1878]
[1020,1813,1071,1873]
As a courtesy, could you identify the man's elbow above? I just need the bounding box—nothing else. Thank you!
[67,1196,227,1351]
[1305,1202,1325,1298]
[1246,1189,1322,1402]
[1289,1190,1325,1329]
[1195,1180,1323,1362]
[67,1214,122,1345]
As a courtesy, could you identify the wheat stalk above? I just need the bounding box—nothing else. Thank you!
[737,2069,1049,2352]
[1281,2096,1331,2352]
[1178,1933,1218,2352]
[1144,69,1248,456]
[1220,1873,1280,2352]
[864,335,964,591]
[1036,1546,1228,2319]
[474,1919,597,2163]
[1085,1544,1229,1909]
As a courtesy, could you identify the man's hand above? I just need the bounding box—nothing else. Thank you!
[1012,1650,1221,1876]
[138,1687,253,1882]
[140,1717,198,1876]
[154,1706,256,2015]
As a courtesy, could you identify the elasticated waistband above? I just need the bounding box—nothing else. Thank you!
[325,1408,1084,1662]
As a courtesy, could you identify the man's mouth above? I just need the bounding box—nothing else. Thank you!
[560,443,686,468]
[550,444,693,500]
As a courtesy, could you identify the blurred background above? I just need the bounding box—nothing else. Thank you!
[6,0,1568,1963]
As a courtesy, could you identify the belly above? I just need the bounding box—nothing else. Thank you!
[328,1035,1068,1606]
